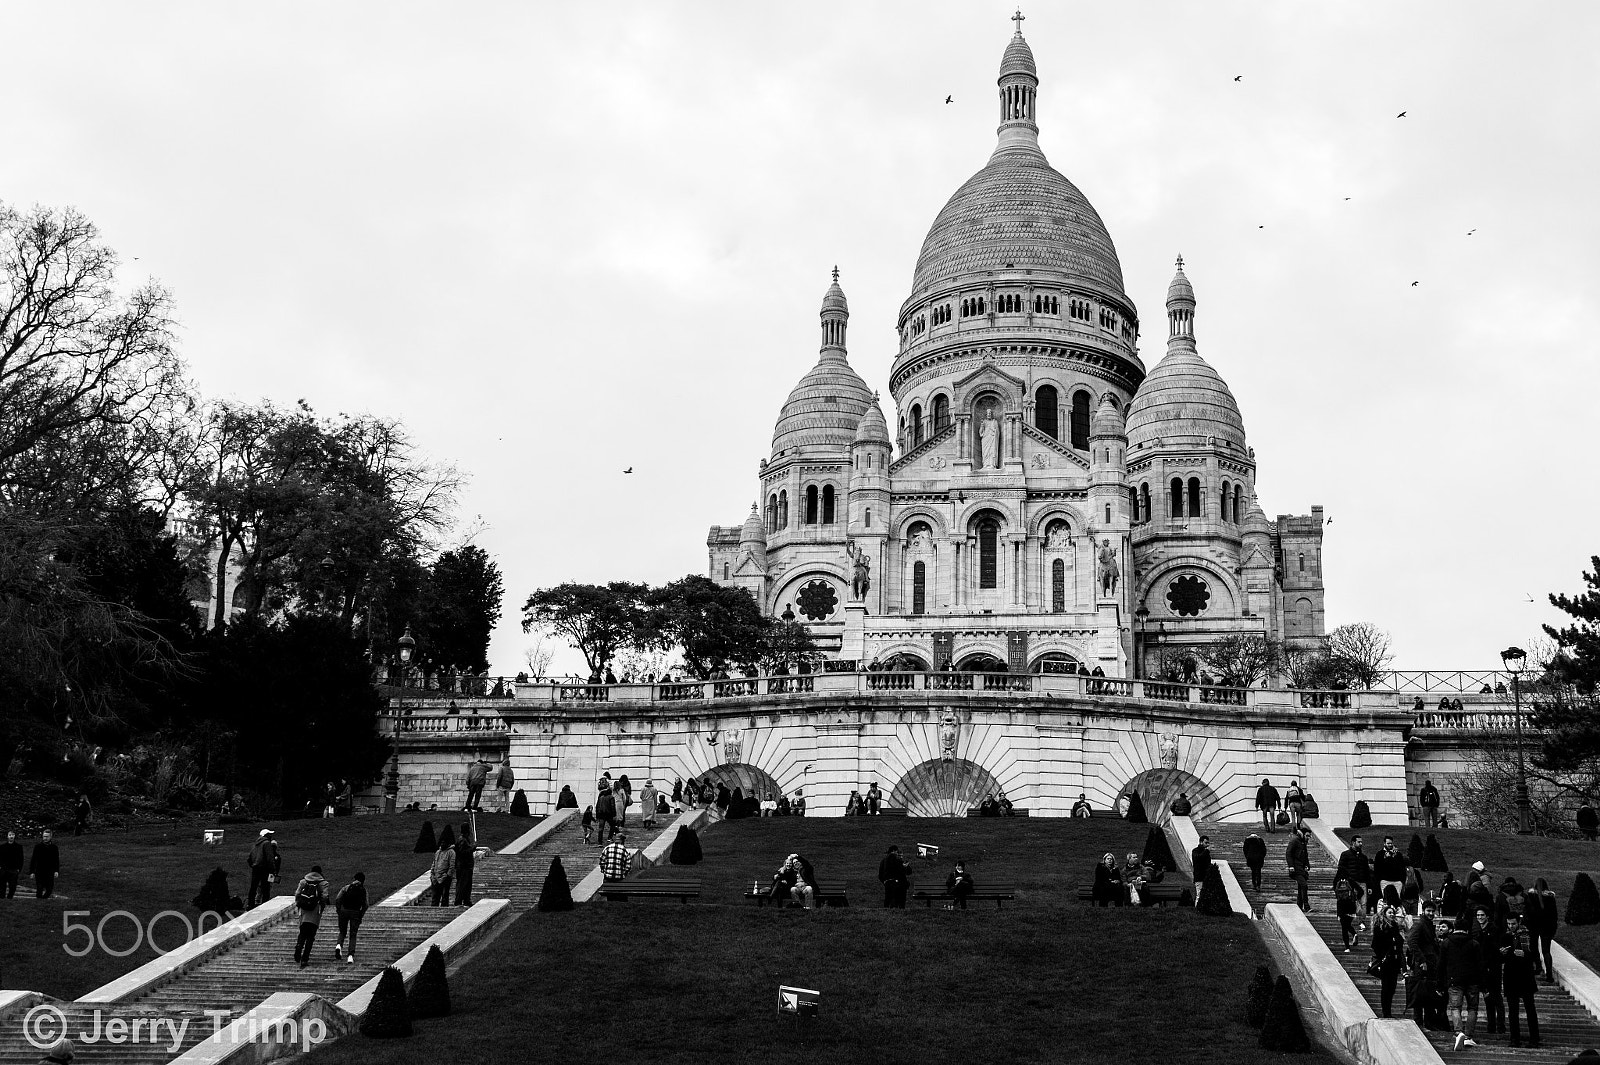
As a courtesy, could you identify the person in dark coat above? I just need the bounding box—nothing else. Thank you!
[946,861,975,910]
[1530,878,1559,982]
[1372,905,1407,1017]
[1418,778,1441,828]
[1440,915,1485,1048]
[333,872,368,965]
[877,845,911,908]
[1578,803,1599,841]
[1241,832,1267,890]
[1405,907,1447,1031]
[192,867,233,925]
[72,794,91,836]
[1255,778,1282,833]
[29,830,60,899]
[1474,906,1506,1035]
[1286,829,1311,912]
[1190,835,1214,885]
[1091,852,1123,908]
[247,829,281,906]
[594,788,617,843]
[0,830,23,899]
[1373,837,1409,906]
[715,784,732,815]
[1501,913,1541,1047]
[555,785,577,809]
[1439,871,1465,920]
[1334,836,1373,915]
[453,825,476,906]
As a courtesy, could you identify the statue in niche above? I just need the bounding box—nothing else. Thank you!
[1097,538,1120,596]
[847,540,872,600]
[724,730,743,765]
[977,407,1001,470]
[1158,732,1179,770]
[1045,520,1071,550]
[939,710,959,762]
[908,527,933,553]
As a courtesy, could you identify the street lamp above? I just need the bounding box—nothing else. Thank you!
[1501,645,1533,835]
[387,625,416,814]
[1134,606,1150,680]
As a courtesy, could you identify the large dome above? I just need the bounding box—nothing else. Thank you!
[909,149,1126,299]
[1124,348,1246,452]
[771,351,874,454]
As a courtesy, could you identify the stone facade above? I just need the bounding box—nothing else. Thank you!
[707,23,1326,677]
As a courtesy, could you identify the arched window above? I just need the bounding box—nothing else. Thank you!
[805,485,818,525]
[932,394,950,433]
[1127,487,1138,520]
[1221,480,1231,522]
[723,562,729,580]
[1187,477,1201,518]
[911,404,924,446]
[1139,483,1151,524]
[865,507,871,527]
[1233,486,1242,523]
[913,561,927,615]
[1070,390,1091,449]
[1051,558,1065,612]
[1035,385,1059,439]
[766,494,777,532]
[1105,504,1112,523]
[779,490,788,528]
[1298,553,1305,573]
[821,485,835,524]
[1170,478,1183,519]
[978,517,999,589]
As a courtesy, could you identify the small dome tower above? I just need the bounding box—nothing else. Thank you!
[849,393,891,609]
[1089,392,1129,531]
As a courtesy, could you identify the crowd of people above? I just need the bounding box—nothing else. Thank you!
[1089,849,1168,907]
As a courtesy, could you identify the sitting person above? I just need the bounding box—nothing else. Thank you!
[978,794,998,817]
[1091,852,1123,907]
[1120,852,1146,905]
[996,790,1014,816]
[845,791,863,816]
[759,793,778,818]
[792,791,806,817]
[1071,793,1093,818]
[946,861,975,910]
[790,853,818,910]
[776,794,792,816]
[1170,792,1193,817]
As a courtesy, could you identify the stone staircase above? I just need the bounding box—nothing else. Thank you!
[0,1002,216,1065]
[1203,822,1600,1064]
[467,811,681,911]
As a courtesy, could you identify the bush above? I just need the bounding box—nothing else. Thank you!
[1245,965,1274,1028]
[1124,792,1148,823]
[1349,800,1372,829]
[1196,862,1234,916]
[538,856,574,911]
[1141,826,1177,873]
[358,967,412,1038]
[413,821,436,854]
[437,824,456,850]
[1258,975,1310,1051]
[510,789,530,817]
[668,825,703,865]
[407,945,450,1018]
[1407,834,1426,870]
[1423,834,1449,873]
[1568,872,1600,925]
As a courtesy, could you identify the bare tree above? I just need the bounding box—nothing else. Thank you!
[1327,622,1394,688]
[1200,634,1282,688]
[1447,733,1595,835]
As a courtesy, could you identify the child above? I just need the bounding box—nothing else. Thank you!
[581,805,594,843]
[1336,877,1359,953]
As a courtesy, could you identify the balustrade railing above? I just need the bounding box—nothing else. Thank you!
[1300,691,1351,709]
[927,672,975,691]
[660,683,705,701]
[1414,709,1538,732]
[713,679,760,698]
[867,672,915,691]
[396,713,509,733]
[769,675,815,695]
[558,685,609,702]
[1143,682,1191,703]
[1199,685,1248,706]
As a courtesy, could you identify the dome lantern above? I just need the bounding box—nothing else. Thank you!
[820,265,849,352]
[772,270,874,455]
[1166,254,1196,351]
[996,10,1041,155]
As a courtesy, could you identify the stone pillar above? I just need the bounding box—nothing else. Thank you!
[1354,739,1410,824]
[841,603,866,662]
[812,720,863,816]
[1036,724,1085,816]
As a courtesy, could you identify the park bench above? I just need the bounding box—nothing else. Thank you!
[1074,883,1186,907]
[964,808,1030,817]
[746,879,849,907]
[911,881,1017,908]
[598,878,701,903]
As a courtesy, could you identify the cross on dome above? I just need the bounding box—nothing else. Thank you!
[1175,253,1184,270]
[832,265,840,282]
[1011,8,1025,35]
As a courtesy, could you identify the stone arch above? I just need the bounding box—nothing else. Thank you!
[1135,559,1241,619]
[889,757,1004,817]
[1026,503,1086,537]
[1029,650,1084,673]
[772,567,849,621]
[893,508,947,542]
[1119,768,1222,823]
[693,763,784,805]
[951,638,1007,667]
[955,651,1007,672]
[872,641,934,669]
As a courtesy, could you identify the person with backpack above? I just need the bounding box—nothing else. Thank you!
[333,872,368,965]
[247,829,281,907]
[1418,778,1441,829]
[430,837,456,906]
[1334,836,1374,916]
[594,787,617,844]
[1241,832,1267,890]
[1495,876,1529,930]
[581,805,595,844]
[495,759,516,813]
[1284,780,1306,828]
[290,865,328,968]
[464,758,490,812]
[1440,913,1485,1051]
[1335,878,1361,952]
[1255,778,1282,833]
[453,825,476,906]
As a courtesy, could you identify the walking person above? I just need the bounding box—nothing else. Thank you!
[1529,877,1559,982]
[290,865,328,968]
[1373,837,1409,907]
[1242,832,1267,890]
[1475,907,1506,1036]
[429,837,456,906]
[247,828,280,907]
[639,780,659,828]
[1440,914,1484,1051]
[1286,827,1311,912]
[29,829,60,899]
[1336,879,1361,952]
[595,787,618,843]
[495,758,516,813]
[453,824,476,906]
[1372,904,1407,1017]
[1284,780,1306,828]
[0,830,22,899]
[878,845,911,908]
[581,805,595,844]
[1190,835,1214,907]
[1501,913,1541,1048]
[1405,905,1445,1032]
[332,872,368,965]
[464,758,489,812]
[1335,835,1374,916]
[1255,778,1282,833]
[601,833,630,882]
[72,794,91,836]
[1418,778,1441,829]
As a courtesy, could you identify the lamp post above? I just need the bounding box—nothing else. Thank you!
[1501,645,1532,835]
[387,625,416,815]
[1134,606,1149,680]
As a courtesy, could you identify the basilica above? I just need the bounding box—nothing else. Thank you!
[707,19,1326,679]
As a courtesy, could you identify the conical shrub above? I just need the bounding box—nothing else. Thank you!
[1197,861,1234,916]
[1349,800,1372,829]
[1245,965,1274,1028]
[1141,826,1177,872]
[538,856,574,911]
[407,945,450,1018]
[1423,833,1449,873]
[1407,834,1426,870]
[359,966,412,1038]
[1568,872,1600,925]
[413,821,436,854]
[1124,792,1148,823]
[510,789,530,817]
[1258,975,1310,1051]
[668,825,703,865]
[437,824,456,850]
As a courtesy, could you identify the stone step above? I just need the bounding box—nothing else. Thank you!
[0,1005,217,1065]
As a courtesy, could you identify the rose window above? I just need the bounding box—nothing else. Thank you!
[1166,574,1210,617]
[796,579,839,621]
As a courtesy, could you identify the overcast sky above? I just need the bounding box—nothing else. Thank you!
[5,2,1597,678]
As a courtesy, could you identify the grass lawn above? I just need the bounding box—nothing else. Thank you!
[0,812,533,1000]
[1337,823,1600,969]
[303,817,1327,1065]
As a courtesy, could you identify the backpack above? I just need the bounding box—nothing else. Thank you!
[1504,891,1526,919]
[295,879,320,911]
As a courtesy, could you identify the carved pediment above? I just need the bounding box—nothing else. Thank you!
[1020,424,1091,470]
[952,362,1028,405]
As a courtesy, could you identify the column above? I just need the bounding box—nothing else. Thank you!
[812,721,863,816]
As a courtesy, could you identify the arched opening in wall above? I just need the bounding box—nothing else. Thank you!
[1292,597,1314,637]
[821,485,835,524]
[1221,480,1231,522]
[1232,486,1242,524]
[1139,483,1151,524]
[779,490,788,528]
[932,394,950,433]
[722,562,729,580]
[1034,384,1059,439]
[804,485,819,525]
[977,516,999,588]
[1170,478,1183,518]
[1051,558,1065,612]
[1187,477,1201,518]
[1030,651,1083,673]
[693,763,785,811]
[1119,768,1222,824]
[890,757,1005,817]
[882,652,930,671]
[955,652,1007,672]
[1070,390,1091,450]
[911,403,924,446]
[766,494,777,533]
[912,560,927,615]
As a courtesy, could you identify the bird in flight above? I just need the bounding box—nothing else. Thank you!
[623,467,634,474]
[1258,225,1265,229]
[945,95,953,104]
[1467,229,1477,235]
[1233,75,1242,82]
[1397,111,1407,118]
[1410,281,1420,287]
[1344,197,1351,201]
